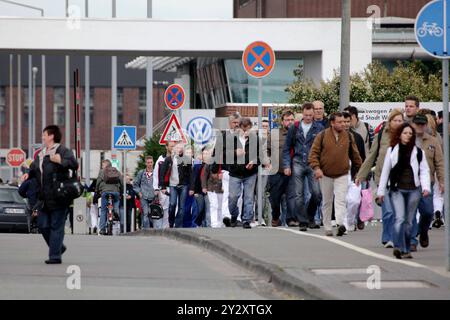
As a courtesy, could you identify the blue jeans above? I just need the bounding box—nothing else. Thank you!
[100,192,120,231]
[203,195,211,227]
[292,160,322,225]
[193,194,206,227]
[140,198,154,229]
[381,191,394,244]
[169,185,188,228]
[411,187,434,246]
[38,208,68,260]
[228,174,257,223]
[268,173,290,221]
[390,188,421,253]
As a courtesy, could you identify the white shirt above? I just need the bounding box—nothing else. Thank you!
[301,121,312,138]
[169,155,179,187]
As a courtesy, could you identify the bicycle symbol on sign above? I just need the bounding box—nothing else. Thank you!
[417,22,444,37]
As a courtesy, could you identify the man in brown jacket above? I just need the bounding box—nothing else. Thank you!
[308,112,362,236]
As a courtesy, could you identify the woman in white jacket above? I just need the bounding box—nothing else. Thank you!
[377,123,431,259]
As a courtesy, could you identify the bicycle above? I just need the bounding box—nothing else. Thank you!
[417,22,443,38]
[106,194,120,235]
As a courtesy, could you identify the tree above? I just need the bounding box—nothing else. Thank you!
[286,61,442,115]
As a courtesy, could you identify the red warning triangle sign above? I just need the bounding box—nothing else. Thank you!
[159,113,187,145]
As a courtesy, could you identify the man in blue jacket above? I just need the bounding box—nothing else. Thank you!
[283,103,324,231]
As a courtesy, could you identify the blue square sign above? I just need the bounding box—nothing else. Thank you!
[113,126,136,150]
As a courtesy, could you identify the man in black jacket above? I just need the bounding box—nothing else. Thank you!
[160,142,192,228]
[21,125,78,264]
[227,118,266,229]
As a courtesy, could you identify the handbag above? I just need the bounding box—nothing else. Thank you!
[148,198,164,220]
[54,171,84,202]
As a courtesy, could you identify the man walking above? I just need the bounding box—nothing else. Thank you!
[283,103,324,231]
[309,112,362,236]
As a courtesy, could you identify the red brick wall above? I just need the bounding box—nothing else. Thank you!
[1,86,167,151]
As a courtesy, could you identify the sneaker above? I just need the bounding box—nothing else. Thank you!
[331,220,337,227]
[250,221,258,228]
[99,229,107,236]
[287,220,299,227]
[243,221,251,229]
[223,217,231,227]
[325,230,333,237]
[432,211,444,229]
[230,216,238,228]
[357,221,365,230]
[384,241,394,248]
[308,222,320,229]
[336,225,346,237]
[45,259,62,264]
[299,224,308,232]
[393,248,402,259]
[401,252,413,259]
[419,233,429,248]
[410,244,417,252]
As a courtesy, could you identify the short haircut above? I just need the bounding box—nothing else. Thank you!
[313,101,324,108]
[281,110,294,120]
[342,111,351,119]
[329,112,344,122]
[438,111,443,119]
[405,95,420,108]
[302,102,314,111]
[262,119,269,123]
[239,117,253,128]
[145,156,153,162]
[418,108,432,116]
[228,112,241,121]
[344,106,358,117]
[102,159,112,167]
[43,125,62,143]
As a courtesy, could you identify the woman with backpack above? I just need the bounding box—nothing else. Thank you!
[376,123,431,259]
[356,109,404,248]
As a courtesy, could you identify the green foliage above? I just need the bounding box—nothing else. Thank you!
[134,133,166,177]
[286,60,442,115]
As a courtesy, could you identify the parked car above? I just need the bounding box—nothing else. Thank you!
[0,185,30,233]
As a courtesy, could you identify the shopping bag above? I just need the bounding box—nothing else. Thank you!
[360,187,375,222]
[346,182,361,228]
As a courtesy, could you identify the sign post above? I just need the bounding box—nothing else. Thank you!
[415,0,450,271]
[6,148,26,168]
[242,41,275,226]
[113,126,137,234]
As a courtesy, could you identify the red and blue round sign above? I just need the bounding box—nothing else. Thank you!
[242,41,276,78]
[164,84,185,111]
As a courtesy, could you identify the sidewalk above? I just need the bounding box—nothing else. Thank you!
[132,224,450,300]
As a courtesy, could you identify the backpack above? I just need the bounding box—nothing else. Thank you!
[104,166,121,184]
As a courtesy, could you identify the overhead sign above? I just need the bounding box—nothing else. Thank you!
[242,41,276,78]
[113,126,136,150]
[415,0,450,59]
[186,116,213,145]
[6,148,26,167]
[159,113,187,145]
[164,84,185,110]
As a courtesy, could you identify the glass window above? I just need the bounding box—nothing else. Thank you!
[139,88,146,127]
[224,59,304,104]
[53,88,65,126]
[0,87,5,126]
[83,88,94,126]
[117,88,124,125]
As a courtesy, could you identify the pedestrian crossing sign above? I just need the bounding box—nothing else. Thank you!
[113,126,136,150]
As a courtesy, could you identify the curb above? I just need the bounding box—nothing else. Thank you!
[125,229,336,300]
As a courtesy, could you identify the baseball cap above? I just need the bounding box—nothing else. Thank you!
[413,114,428,125]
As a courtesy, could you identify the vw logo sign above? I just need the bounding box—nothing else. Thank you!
[187,117,213,145]
[76,215,84,222]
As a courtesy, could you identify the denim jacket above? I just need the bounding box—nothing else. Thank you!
[282,121,324,169]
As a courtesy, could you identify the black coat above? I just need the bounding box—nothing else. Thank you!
[29,145,79,211]
[227,132,263,179]
[160,154,192,189]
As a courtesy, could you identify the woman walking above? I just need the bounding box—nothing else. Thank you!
[377,123,430,259]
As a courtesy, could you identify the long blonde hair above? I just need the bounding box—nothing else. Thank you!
[425,114,437,136]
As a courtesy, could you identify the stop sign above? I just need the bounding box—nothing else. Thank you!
[6,148,26,167]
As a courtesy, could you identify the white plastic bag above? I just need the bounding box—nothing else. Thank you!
[346,182,361,229]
